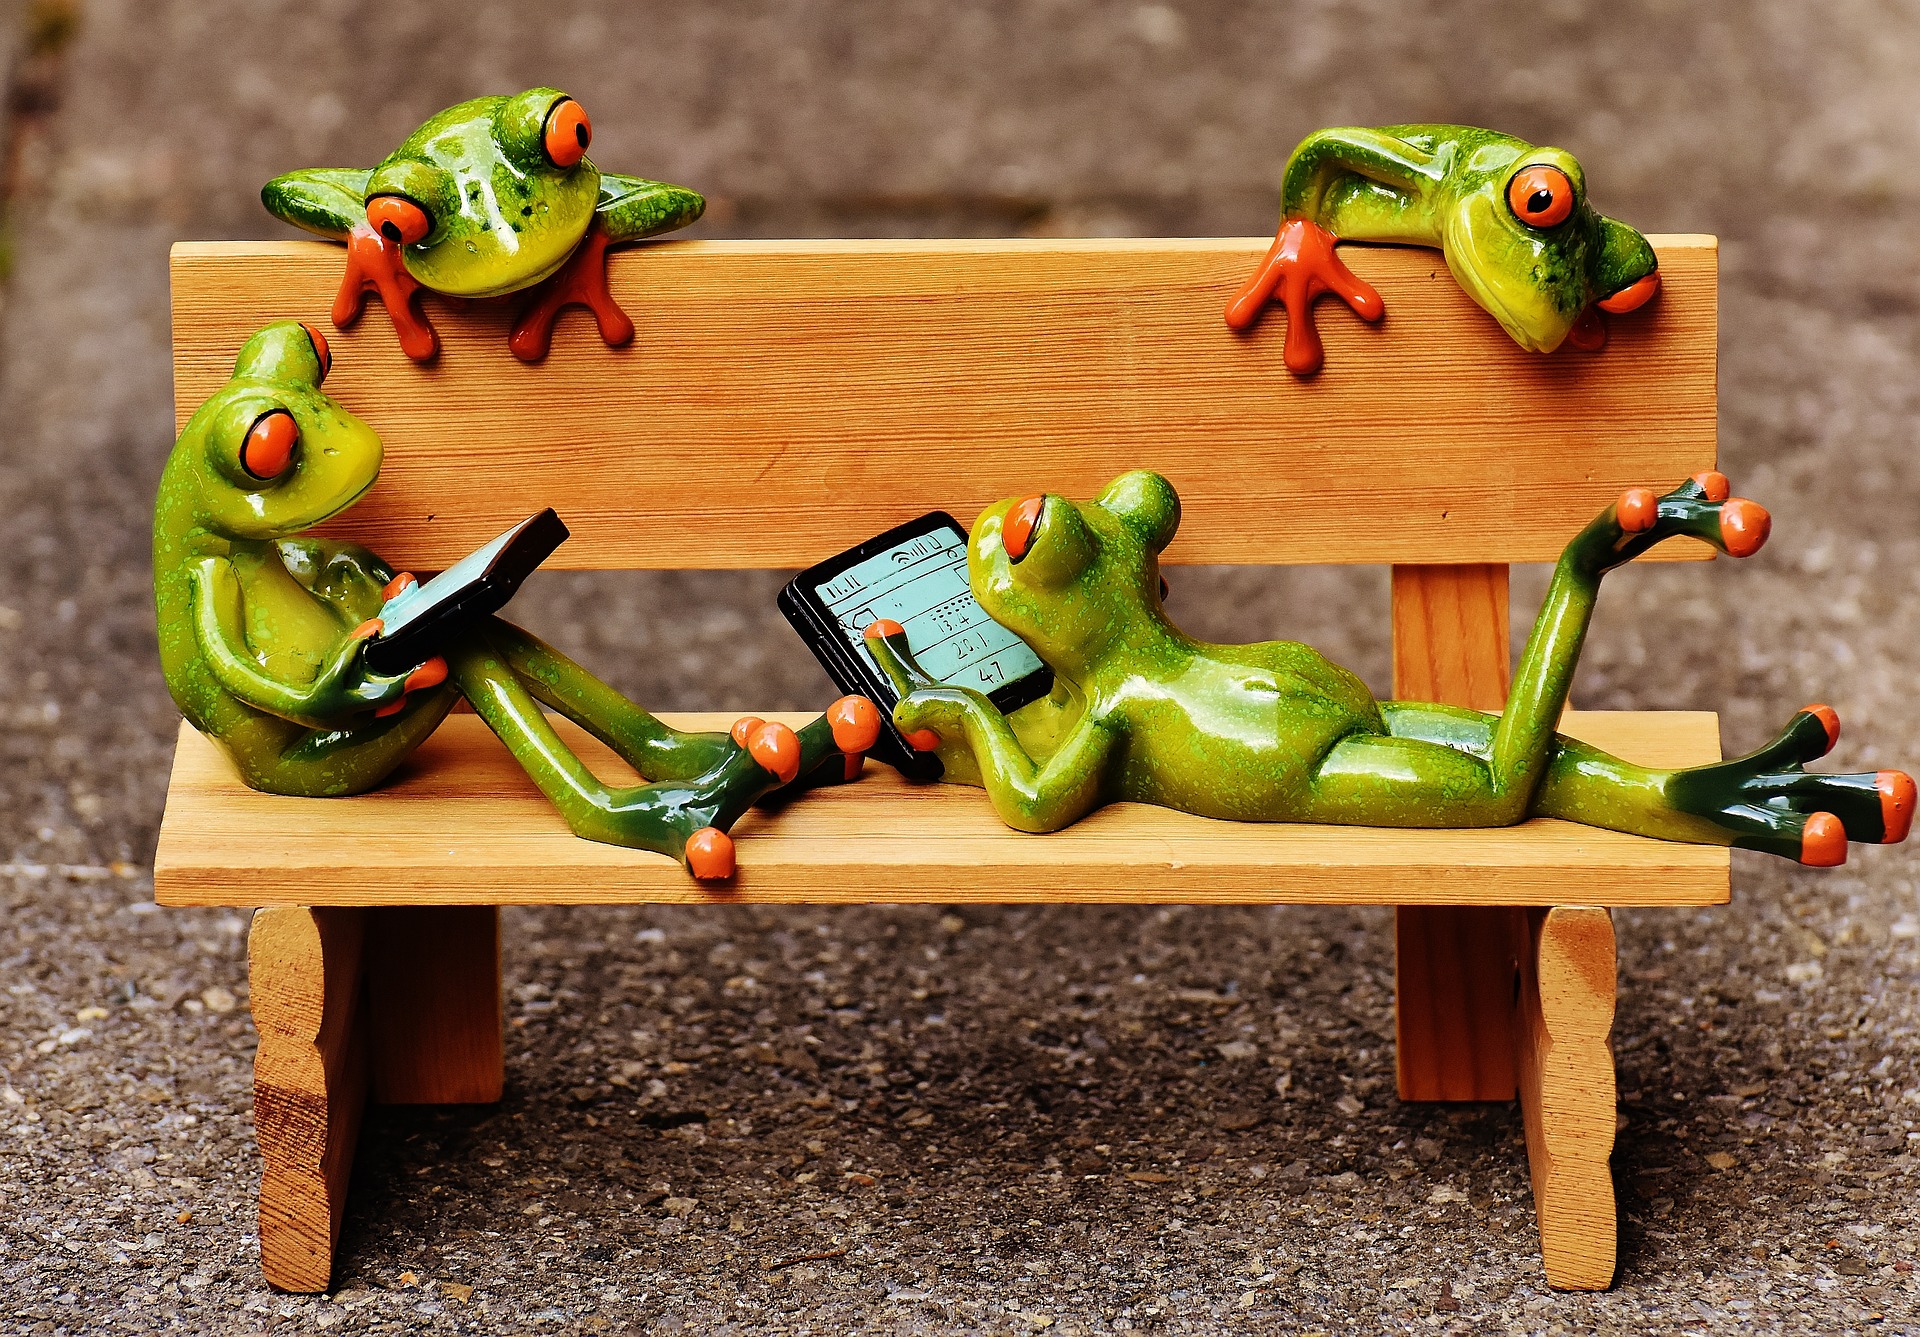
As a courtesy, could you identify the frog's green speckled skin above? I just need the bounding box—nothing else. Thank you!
[262,89,704,362]
[1228,125,1662,373]
[868,471,1913,866]
[154,324,870,877]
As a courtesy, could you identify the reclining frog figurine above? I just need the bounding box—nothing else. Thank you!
[864,471,1914,866]
[1226,125,1662,375]
[262,89,704,364]
[153,322,880,879]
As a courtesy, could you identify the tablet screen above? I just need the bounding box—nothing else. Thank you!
[812,524,1046,694]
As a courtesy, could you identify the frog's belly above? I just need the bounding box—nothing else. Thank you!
[1113,690,1378,822]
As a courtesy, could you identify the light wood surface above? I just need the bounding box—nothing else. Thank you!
[155,710,1728,907]
[169,237,1717,570]
[1391,563,1525,1103]
[365,906,504,1105]
[248,906,367,1293]
[1514,906,1619,1291]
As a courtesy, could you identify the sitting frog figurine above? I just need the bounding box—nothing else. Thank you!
[262,89,704,364]
[865,471,1914,867]
[154,322,880,878]
[1225,125,1662,375]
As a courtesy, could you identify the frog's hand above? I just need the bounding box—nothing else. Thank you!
[334,221,438,362]
[261,168,372,241]
[893,681,1114,834]
[1224,218,1385,376]
[186,556,417,727]
[594,174,706,243]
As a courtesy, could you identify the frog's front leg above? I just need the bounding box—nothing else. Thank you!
[262,168,439,361]
[187,556,443,728]
[865,622,1112,833]
[507,174,706,363]
[1225,127,1444,375]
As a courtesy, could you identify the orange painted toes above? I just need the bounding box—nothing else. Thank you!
[684,827,736,880]
[1597,270,1660,314]
[730,716,765,748]
[827,696,883,754]
[843,752,866,782]
[1565,306,1608,351]
[1692,470,1730,502]
[1719,498,1770,557]
[404,656,448,692]
[1799,812,1848,867]
[748,722,802,784]
[350,618,384,641]
[1878,771,1916,843]
[1617,487,1659,533]
[1801,703,1841,753]
[865,619,905,639]
[904,727,941,752]
[381,572,418,602]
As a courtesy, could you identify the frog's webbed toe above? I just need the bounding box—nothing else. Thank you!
[334,221,438,362]
[1224,217,1385,377]
[1665,704,1916,865]
[508,220,634,363]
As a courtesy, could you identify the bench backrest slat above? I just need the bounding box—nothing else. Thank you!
[170,236,1716,570]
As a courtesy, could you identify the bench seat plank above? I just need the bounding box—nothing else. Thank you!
[154,711,1728,908]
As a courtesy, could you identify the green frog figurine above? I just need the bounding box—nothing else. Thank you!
[1227,126,1662,375]
[865,471,1914,867]
[154,322,881,878]
[262,89,704,363]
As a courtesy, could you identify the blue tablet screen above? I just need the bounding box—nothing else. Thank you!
[813,525,1046,693]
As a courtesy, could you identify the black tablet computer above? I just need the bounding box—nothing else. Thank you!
[363,509,569,674]
[778,512,1054,780]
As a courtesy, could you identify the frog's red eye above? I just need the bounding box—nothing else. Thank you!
[543,99,592,169]
[1003,496,1045,563]
[1507,165,1574,229]
[242,409,298,481]
[299,322,331,382]
[366,195,430,247]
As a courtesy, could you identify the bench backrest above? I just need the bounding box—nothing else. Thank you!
[170,236,1716,708]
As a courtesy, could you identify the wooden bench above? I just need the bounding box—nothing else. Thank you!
[156,233,1723,1294]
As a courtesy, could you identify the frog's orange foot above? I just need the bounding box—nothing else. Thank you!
[827,696,883,754]
[334,221,438,362]
[1878,771,1916,843]
[1607,475,1770,562]
[684,827,736,880]
[1565,306,1608,352]
[509,220,635,363]
[1224,217,1384,377]
[745,721,802,785]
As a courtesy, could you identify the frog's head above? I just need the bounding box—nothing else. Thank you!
[969,471,1181,674]
[1439,142,1660,354]
[363,89,606,298]
[162,322,382,543]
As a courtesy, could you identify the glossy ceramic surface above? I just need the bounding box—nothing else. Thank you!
[865,470,1913,866]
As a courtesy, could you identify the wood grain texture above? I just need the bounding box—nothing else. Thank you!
[365,906,504,1105]
[1392,563,1522,1102]
[154,711,1729,907]
[248,906,367,1293]
[169,237,1717,570]
[1514,906,1619,1291]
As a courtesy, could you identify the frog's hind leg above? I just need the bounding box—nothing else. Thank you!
[447,623,869,878]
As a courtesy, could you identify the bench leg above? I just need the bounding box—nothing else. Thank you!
[249,906,369,1293]
[1513,905,1618,1291]
[1394,906,1519,1100]
[365,906,504,1104]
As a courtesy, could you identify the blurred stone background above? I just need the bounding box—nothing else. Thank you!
[1,0,1917,1331]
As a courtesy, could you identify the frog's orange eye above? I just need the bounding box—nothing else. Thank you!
[366,195,430,247]
[300,322,331,383]
[1507,165,1574,229]
[543,99,592,169]
[1003,496,1045,563]
[242,409,298,481]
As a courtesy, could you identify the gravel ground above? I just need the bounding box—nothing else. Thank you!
[3,1,1920,1332]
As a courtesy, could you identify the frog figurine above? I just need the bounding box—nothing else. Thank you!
[154,322,881,878]
[1226,126,1663,375]
[262,89,704,364]
[864,471,1914,867]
